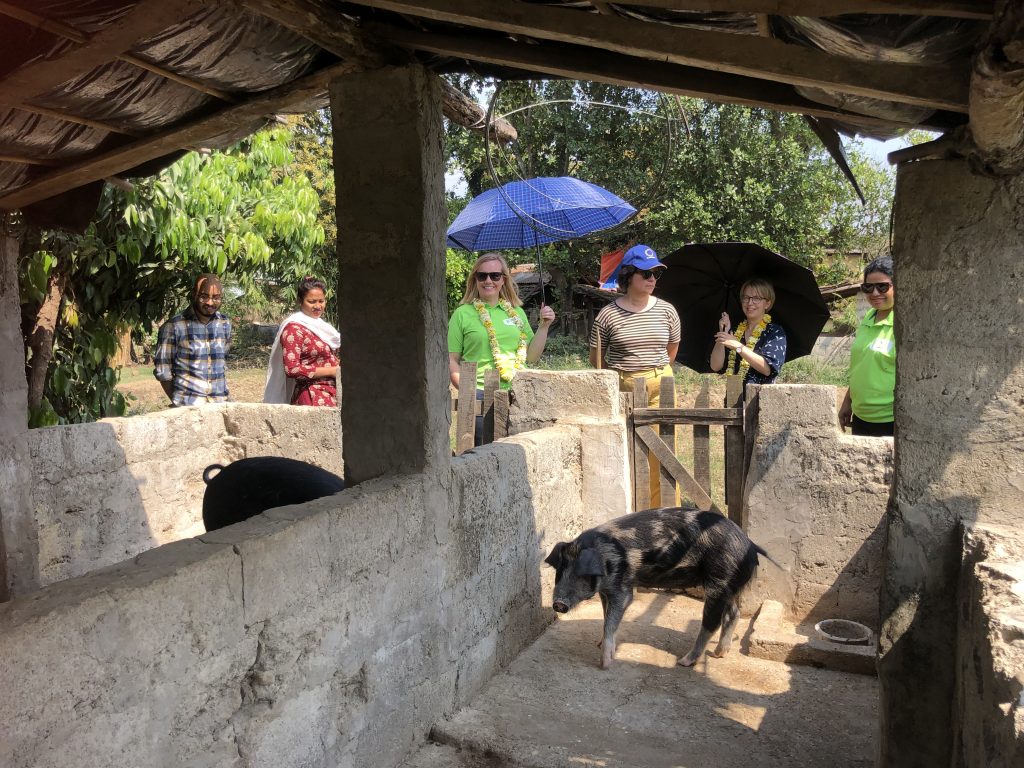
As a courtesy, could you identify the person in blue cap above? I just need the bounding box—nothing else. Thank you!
[590,244,681,506]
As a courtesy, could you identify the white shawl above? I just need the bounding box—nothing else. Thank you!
[263,311,341,404]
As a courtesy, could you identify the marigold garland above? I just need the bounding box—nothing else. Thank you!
[473,299,528,382]
[728,313,771,377]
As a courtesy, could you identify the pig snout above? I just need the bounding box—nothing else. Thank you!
[553,601,569,613]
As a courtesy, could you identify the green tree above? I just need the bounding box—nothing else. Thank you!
[20,127,325,426]
[443,80,894,288]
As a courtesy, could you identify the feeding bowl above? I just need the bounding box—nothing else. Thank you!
[814,618,872,646]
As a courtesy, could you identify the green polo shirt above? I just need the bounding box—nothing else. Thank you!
[448,302,535,389]
[849,308,895,423]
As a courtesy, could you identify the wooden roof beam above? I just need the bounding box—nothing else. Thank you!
[15,103,139,137]
[240,0,517,141]
[344,0,970,112]
[607,0,995,20]
[0,59,365,211]
[369,23,961,133]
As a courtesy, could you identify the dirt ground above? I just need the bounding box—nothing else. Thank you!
[402,591,878,768]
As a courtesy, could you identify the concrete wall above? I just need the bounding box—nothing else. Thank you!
[955,524,1024,768]
[879,159,1024,767]
[20,404,342,592]
[0,235,31,601]
[0,425,588,768]
[744,385,892,630]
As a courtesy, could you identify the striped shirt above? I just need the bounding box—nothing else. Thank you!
[590,298,681,371]
[153,307,232,405]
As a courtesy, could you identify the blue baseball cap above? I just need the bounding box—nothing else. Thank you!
[621,244,666,271]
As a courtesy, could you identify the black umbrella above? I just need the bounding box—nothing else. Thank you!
[655,242,830,373]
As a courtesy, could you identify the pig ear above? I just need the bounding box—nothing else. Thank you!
[544,542,566,568]
[575,547,605,577]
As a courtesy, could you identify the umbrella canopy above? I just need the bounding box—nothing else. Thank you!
[655,242,830,373]
[447,176,636,251]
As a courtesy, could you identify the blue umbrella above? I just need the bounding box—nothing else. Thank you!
[446,176,636,251]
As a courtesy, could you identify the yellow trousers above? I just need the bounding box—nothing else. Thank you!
[616,366,676,509]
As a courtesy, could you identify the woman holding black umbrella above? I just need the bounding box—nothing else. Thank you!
[710,278,787,389]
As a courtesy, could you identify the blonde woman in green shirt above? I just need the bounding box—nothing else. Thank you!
[839,256,895,437]
[448,252,555,444]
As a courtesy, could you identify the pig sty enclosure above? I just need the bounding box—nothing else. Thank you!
[1,3,1024,767]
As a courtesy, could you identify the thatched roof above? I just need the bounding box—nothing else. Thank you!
[0,0,1020,226]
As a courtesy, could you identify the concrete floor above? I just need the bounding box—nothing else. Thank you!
[401,590,878,768]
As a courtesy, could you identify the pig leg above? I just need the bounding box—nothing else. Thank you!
[599,589,633,669]
[710,599,740,658]
[679,591,728,667]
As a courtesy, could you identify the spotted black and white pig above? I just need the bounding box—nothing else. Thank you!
[202,456,345,532]
[544,506,771,669]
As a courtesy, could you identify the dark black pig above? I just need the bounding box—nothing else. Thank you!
[544,506,772,669]
[202,456,345,532]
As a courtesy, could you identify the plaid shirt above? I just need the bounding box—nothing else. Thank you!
[153,307,232,405]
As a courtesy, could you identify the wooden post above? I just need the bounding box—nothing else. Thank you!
[481,368,499,445]
[659,375,677,507]
[493,390,509,440]
[455,361,477,455]
[631,378,649,512]
[723,374,745,527]
[693,379,711,498]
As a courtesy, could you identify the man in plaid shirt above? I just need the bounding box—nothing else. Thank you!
[153,274,232,406]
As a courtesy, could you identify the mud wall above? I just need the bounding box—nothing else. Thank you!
[0,424,588,768]
[744,385,892,630]
[956,524,1024,767]
[21,404,342,592]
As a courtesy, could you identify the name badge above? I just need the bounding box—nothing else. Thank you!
[870,338,893,354]
[503,318,518,326]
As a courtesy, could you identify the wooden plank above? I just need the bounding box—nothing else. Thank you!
[631,380,649,513]
[351,0,969,112]
[636,425,719,513]
[0,0,207,108]
[481,368,499,445]
[0,59,363,210]
[658,375,677,508]
[633,407,742,427]
[693,380,711,499]
[240,0,519,143]
[607,0,995,20]
[455,362,477,455]
[724,375,745,525]
[370,25,961,134]
[493,390,509,440]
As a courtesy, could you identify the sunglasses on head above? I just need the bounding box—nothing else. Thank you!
[475,271,504,282]
[861,282,892,295]
[639,268,666,280]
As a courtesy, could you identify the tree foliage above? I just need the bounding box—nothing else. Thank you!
[443,77,894,291]
[20,127,325,426]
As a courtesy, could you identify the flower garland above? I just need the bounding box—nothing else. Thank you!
[473,299,528,382]
[728,313,771,376]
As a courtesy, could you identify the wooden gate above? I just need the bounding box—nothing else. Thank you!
[628,374,749,525]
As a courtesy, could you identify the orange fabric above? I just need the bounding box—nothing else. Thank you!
[599,247,627,288]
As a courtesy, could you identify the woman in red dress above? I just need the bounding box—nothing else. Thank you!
[263,277,340,406]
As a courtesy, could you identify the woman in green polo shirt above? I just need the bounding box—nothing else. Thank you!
[839,256,895,436]
[448,252,555,443]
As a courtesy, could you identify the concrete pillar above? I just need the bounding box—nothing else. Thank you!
[0,234,35,599]
[878,159,1024,766]
[329,65,449,484]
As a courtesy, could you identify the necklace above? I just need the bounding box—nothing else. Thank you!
[728,313,771,376]
[473,299,528,382]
